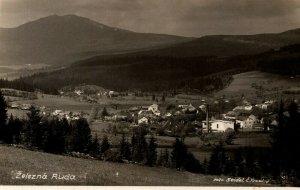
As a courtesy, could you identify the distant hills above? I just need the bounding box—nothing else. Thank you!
[2,14,300,93]
[118,28,300,58]
[1,14,300,66]
[17,42,300,93]
[0,15,191,66]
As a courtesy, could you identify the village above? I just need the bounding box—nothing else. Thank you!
[4,86,283,138]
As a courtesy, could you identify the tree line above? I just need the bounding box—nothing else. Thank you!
[0,78,59,95]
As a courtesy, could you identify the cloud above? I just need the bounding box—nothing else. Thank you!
[183,0,300,19]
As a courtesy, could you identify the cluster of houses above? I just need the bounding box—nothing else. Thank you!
[8,101,86,122]
[102,98,279,134]
[206,100,277,132]
[60,89,121,98]
[51,110,84,121]
[9,102,33,110]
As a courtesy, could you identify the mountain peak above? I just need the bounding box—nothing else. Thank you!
[16,14,111,31]
[1,14,190,66]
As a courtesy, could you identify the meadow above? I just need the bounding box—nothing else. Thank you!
[0,144,273,186]
[217,71,300,101]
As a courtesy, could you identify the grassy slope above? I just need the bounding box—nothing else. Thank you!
[216,71,300,99]
[0,145,273,186]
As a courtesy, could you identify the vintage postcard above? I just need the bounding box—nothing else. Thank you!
[0,0,299,187]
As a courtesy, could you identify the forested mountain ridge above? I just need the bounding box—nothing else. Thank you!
[0,15,191,66]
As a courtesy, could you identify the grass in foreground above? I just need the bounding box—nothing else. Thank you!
[0,145,274,186]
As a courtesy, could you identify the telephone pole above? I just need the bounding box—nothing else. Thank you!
[206,104,210,133]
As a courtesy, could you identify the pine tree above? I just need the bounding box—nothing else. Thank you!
[234,149,245,177]
[158,148,170,167]
[171,138,188,169]
[12,117,23,144]
[101,107,109,119]
[70,118,92,153]
[184,152,203,173]
[100,135,110,154]
[208,143,226,175]
[224,156,236,176]
[152,94,156,101]
[146,136,157,166]
[0,90,8,142]
[119,134,131,160]
[89,134,101,158]
[131,129,148,163]
[4,114,14,144]
[271,100,286,179]
[286,101,300,180]
[25,106,43,148]
[245,148,257,177]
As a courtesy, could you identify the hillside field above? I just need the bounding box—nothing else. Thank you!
[216,71,300,100]
[0,145,273,186]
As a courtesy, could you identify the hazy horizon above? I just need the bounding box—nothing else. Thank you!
[0,0,300,37]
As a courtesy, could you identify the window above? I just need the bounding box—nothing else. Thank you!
[217,124,219,128]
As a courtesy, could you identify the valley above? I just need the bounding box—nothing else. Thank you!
[0,13,299,186]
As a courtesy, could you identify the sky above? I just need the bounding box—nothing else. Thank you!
[0,0,300,37]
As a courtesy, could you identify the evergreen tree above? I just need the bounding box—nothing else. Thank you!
[286,101,300,180]
[12,117,23,144]
[245,148,257,177]
[43,118,67,154]
[184,152,203,173]
[101,107,109,119]
[119,134,131,160]
[224,157,236,176]
[100,135,110,154]
[160,148,170,167]
[131,128,148,163]
[152,94,155,101]
[146,136,157,166]
[161,94,166,102]
[271,100,286,179]
[70,118,92,153]
[208,143,226,175]
[131,134,137,161]
[4,114,14,144]
[0,90,7,142]
[89,134,101,158]
[171,138,188,169]
[157,149,164,166]
[25,106,43,148]
[257,152,270,178]
[234,149,245,177]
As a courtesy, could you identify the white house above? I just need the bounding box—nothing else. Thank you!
[236,114,257,128]
[199,105,206,112]
[178,105,189,109]
[148,104,160,116]
[181,104,197,113]
[164,112,172,117]
[202,120,235,132]
[148,104,159,112]
[224,111,236,120]
[138,117,149,125]
[10,103,20,109]
[233,105,252,111]
[52,110,63,116]
[108,91,119,97]
[21,104,31,110]
[74,90,83,96]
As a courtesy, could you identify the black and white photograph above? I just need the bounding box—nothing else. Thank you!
[0,0,300,187]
